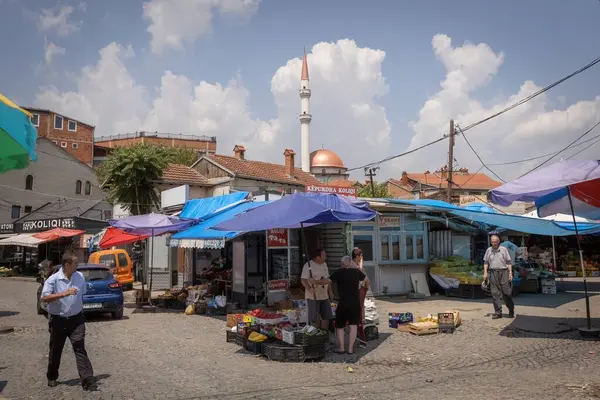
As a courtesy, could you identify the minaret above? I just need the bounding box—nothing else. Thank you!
[299,48,312,173]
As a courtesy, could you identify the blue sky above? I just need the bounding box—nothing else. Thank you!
[1,0,599,179]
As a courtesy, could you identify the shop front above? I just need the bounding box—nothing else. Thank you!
[349,213,429,295]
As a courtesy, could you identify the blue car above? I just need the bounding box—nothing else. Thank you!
[37,264,124,320]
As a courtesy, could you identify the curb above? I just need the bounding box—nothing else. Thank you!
[0,277,37,283]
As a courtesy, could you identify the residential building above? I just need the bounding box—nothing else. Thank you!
[386,166,502,201]
[24,107,94,165]
[0,138,105,236]
[191,145,322,197]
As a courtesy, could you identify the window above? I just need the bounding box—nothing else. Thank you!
[352,234,374,262]
[72,142,79,149]
[54,115,63,130]
[31,114,39,127]
[79,267,113,282]
[68,120,77,131]
[60,142,67,148]
[11,205,20,219]
[98,255,116,269]
[76,180,82,194]
[117,253,129,268]
[402,214,426,262]
[85,181,91,195]
[52,140,58,145]
[24,206,32,214]
[25,174,33,190]
[380,233,401,262]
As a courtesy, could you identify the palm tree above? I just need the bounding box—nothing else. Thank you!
[97,144,171,215]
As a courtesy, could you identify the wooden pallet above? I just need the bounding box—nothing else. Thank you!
[398,322,438,336]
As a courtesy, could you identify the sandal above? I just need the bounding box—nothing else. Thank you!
[332,349,346,354]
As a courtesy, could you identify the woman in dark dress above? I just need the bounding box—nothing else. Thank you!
[331,256,369,354]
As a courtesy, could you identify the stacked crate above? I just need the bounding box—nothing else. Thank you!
[541,278,557,295]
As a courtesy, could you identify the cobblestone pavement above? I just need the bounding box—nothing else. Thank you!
[1,279,599,400]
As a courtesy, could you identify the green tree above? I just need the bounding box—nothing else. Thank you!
[97,144,198,215]
[357,181,390,198]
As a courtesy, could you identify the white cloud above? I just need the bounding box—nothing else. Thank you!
[401,34,600,181]
[44,40,66,65]
[143,0,260,54]
[35,42,147,134]
[37,5,82,36]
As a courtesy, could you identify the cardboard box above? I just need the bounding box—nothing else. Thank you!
[226,314,244,328]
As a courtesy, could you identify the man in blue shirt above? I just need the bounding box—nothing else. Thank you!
[41,251,94,390]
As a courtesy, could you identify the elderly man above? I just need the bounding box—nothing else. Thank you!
[483,235,515,319]
[40,252,95,390]
[301,248,333,329]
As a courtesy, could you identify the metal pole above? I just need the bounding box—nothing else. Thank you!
[551,236,557,271]
[566,188,591,330]
[447,120,455,203]
[148,228,154,306]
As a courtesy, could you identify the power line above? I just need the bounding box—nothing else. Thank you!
[460,55,600,132]
[567,134,600,159]
[518,120,600,177]
[455,125,506,183]
[347,136,448,172]
[487,131,600,166]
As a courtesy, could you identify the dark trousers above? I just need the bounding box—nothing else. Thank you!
[489,269,515,315]
[47,313,93,383]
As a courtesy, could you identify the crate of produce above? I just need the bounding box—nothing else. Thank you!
[301,343,326,360]
[282,327,301,345]
[293,329,329,347]
[226,330,237,343]
[262,342,305,362]
[234,332,246,347]
[388,312,413,328]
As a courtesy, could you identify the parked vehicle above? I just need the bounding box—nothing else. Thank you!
[88,249,134,289]
[37,264,124,320]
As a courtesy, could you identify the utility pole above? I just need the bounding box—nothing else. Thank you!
[447,119,455,203]
[364,167,379,197]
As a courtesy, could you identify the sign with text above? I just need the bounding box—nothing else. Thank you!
[379,215,401,227]
[21,218,76,233]
[267,228,288,247]
[305,184,357,198]
[459,194,487,206]
[267,279,289,291]
[0,223,14,233]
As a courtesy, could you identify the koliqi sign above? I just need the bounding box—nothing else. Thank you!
[305,184,357,198]
[21,218,76,233]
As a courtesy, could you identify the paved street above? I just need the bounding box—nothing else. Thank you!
[1,278,599,400]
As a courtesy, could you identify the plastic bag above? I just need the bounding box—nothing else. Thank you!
[215,295,227,308]
[184,304,195,315]
[207,298,217,308]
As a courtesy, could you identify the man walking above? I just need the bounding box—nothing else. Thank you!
[40,252,95,390]
[301,248,333,329]
[483,235,515,319]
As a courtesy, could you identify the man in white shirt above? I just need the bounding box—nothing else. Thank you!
[301,248,333,329]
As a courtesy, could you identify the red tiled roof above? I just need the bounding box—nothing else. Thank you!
[400,172,501,190]
[161,164,208,185]
[386,180,416,199]
[208,154,321,186]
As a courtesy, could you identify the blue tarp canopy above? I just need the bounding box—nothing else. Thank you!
[180,191,249,220]
[387,199,600,236]
[213,192,376,232]
[170,201,267,249]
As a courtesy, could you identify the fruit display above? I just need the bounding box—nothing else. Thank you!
[0,266,11,277]
[247,309,284,319]
[430,256,484,284]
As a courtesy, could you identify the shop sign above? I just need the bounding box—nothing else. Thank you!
[379,215,401,227]
[267,228,288,247]
[267,279,289,291]
[305,184,357,198]
[21,218,76,233]
[0,223,13,233]
[459,194,486,206]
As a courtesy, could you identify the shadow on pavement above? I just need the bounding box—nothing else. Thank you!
[500,314,600,340]
[0,311,19,318]
[83,314,130,322]
[60,373,111,388]
[0,380,6,393]
[234,332,392,364]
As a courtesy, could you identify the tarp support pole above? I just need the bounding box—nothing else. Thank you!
[567,188,591,330]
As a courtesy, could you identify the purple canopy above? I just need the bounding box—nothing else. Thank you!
[490,160,600,220]
[108,213,196,236]
[213,192,375,232]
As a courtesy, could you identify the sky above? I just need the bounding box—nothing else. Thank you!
[1,0,600,182]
